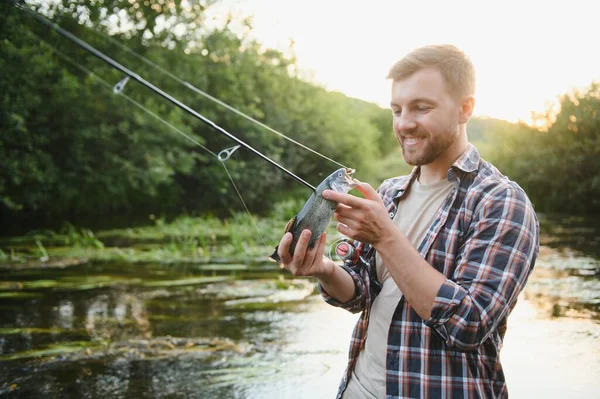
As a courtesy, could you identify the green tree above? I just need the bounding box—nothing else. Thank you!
[1,1,396,231]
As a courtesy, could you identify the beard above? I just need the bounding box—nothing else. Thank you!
[400,125,459,166]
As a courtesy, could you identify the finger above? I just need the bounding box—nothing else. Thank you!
[277,232,294,265]
[354,183,381,201]
[336,203,352,212]
[336,216,360,230]
[336,222,355,239]
[292,229,312,265]
[314,231,327,261]
[302,236,320,269]
[334,205,360,220]
[334,203,354,216]
[322,190,365,208]
[303,232,327,273]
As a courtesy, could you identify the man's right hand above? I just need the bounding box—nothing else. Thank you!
[277,230,335,280]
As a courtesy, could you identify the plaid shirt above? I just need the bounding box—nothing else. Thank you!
[321,144,539,399]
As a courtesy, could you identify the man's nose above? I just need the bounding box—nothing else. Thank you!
[394,113,417,133]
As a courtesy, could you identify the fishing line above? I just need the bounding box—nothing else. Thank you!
[37,37,269,252]
[83,22,348,170]
[17,4,316,192]
[220,166,269,249]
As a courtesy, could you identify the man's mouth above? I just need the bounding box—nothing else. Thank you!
[403,136,426,147]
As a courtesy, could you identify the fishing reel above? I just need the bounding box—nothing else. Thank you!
[332,237,380,296]
[332,238,363,264]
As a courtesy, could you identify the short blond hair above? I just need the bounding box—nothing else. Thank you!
[387,44,475,99]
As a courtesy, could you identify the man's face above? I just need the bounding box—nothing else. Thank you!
[390,68,462,166]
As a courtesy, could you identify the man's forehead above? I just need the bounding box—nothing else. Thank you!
[390,68,448,104]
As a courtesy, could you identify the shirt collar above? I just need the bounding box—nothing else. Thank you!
[451,143,480,174]
[392,167,420,199]
[392,143,481,199]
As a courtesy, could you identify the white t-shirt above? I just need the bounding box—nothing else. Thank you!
[343,177,454,399]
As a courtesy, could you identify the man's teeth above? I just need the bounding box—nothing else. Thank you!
[405,137,424,144]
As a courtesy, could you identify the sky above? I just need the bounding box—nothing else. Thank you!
[206,0,600,126]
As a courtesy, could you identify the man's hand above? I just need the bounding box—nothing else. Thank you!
[323,183,395,247]
[277,230,335,279]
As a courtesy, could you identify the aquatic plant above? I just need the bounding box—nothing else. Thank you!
[60,223,104,249]
[35,239,49,262]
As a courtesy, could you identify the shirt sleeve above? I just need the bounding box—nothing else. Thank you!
[425,183,540,352]
[318,178,397,313]
[318,264,369,314]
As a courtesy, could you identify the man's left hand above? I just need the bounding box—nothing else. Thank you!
[322,183,396,247]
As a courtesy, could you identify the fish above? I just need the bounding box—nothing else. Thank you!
[270,167,359,263]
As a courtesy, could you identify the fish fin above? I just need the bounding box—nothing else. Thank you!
[269,246,281,263]
[270,217,296,263]
[284,216,297,234]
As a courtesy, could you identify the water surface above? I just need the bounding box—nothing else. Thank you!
[1,215,599,398]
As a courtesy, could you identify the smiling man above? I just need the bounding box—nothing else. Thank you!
[276,44,540,398]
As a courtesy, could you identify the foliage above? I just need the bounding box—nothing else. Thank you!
[0,1,392,232]
[0,213,283,265]
[268,197,306,221]
[481,83,600,213]
[60,222,105,248]
[1,0,598,234]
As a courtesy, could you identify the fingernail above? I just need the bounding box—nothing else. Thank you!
[322,190,330,199]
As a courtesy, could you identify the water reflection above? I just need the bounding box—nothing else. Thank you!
[527,231,600,320]
[540,214,600,259]
[56,300,74,329]
[83,293,151,340]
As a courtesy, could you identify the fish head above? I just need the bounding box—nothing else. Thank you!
[326,167,359,193]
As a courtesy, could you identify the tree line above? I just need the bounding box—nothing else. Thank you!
[1,1,393,231]
[482,84,600,214]
[1,1,598,233]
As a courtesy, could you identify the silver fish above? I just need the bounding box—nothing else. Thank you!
[270,167,358,263]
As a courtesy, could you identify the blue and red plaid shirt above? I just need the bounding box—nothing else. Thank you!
[321,144,539,398]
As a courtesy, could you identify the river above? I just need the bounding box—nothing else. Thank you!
[1,215,599,398]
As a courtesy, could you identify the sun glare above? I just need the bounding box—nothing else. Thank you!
[211,0,600,126]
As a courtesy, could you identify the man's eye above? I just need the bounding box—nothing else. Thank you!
[417,106,431,112]
[392,109,402,116]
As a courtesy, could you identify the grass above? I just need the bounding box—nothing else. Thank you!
[0,341,102,361]
[0,212,345,267]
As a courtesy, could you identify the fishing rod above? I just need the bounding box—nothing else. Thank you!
[35,37,269,250]
[20,2,349,171]
[84,21,348,170]
[16,4,317,192]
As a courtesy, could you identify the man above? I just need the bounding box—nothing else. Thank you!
[277,44,539,398]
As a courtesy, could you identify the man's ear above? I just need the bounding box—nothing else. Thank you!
[459,96,475,124]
